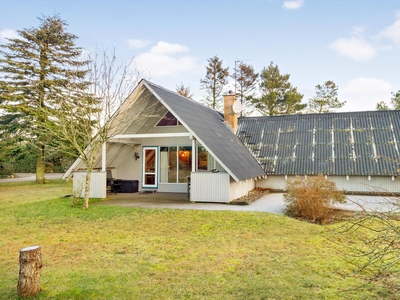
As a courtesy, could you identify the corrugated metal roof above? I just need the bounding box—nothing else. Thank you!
[238,111,400,176]
[144,81,265,181]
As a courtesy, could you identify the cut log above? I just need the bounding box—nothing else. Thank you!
[17,246,42,297]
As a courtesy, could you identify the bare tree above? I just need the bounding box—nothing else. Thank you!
[46,49,143,209]
[333,194,400,291]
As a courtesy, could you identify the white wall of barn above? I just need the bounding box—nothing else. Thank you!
[256,175,399,194]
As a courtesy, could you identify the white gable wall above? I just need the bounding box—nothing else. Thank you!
[230,178,256,201]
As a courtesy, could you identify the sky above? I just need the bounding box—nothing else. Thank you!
[1,0,399,113]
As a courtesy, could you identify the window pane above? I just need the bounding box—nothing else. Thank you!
[178,146,191,183]
[168,147,177,183]
[160,147,168,183]
[145,149,156,172]
[145,174,155,185]
[156,111,178,126]
[198,145,208,170]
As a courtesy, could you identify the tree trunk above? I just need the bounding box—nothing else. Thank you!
[83,169,92,209]
[36,145,45,184]
[17,246,42,297]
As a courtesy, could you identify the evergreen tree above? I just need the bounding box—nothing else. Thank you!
[391,90,400,110]
[307,80,345,113]
[376,101,390,111]
[0,14,88,183]
[251,62,305,115]
[200,55,229,110]
[232,61,258,116]
[376,90,400,110]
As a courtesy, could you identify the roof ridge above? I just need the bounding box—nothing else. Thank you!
[240,109,399,120]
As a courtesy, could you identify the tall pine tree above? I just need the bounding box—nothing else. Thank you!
[250,62,305,116]
[232,61,258,116]
[0,14,88,183]
[200,56,229,110]
[376,90,400,111]
[307,80,345,113]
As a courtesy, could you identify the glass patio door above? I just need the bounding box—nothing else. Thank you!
[142,147,158,188]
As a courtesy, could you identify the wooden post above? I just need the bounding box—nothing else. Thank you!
[17,246,42,297]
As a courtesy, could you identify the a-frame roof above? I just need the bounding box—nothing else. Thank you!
[64,79,265,181]
[238,111,400,176]
[143,80,265,181]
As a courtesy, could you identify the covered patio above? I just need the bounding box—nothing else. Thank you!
[94,192,190,208]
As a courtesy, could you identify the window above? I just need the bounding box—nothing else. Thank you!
[159,146,191,183]
[178,146,191,183]
[197,145,208,170]
[160,147,177,183]
[142,147,158,188]
[159,144,210,183]
[156,111,181,126]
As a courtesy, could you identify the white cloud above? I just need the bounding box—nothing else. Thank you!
[329,36,376,61]
[378,10,400,45]
[149,41,189,55]
[0,28,19,41]
[127,39,151,49]
[282,0,304,10]
[340,78,393,111]
[133,41,198,78]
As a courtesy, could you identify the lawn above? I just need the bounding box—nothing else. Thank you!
[0,180,392,299]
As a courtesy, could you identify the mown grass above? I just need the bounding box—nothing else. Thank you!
[0,180,393,299]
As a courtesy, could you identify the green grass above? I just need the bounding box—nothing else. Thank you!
[0,181,393,299]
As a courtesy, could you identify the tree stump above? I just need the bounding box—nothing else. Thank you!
[17,246,42,297]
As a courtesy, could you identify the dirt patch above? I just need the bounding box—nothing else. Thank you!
[230,187,271,205]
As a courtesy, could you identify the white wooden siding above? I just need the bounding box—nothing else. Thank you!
[330,176,399,194]
[191,172,230,203]
[256,175,399,194]
[73,171,106,198]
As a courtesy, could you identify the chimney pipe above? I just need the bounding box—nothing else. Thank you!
[223,91,238,133]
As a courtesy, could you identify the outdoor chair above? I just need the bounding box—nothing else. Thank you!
[109,179,123,194]
[106,170,114,186]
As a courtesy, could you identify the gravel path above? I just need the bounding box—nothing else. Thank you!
[0,173,63,182]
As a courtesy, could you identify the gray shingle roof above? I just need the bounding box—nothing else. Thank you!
[145,81,265,181]
[237,111,400,176]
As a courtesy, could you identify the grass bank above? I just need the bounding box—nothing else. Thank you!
[0,181,391,299]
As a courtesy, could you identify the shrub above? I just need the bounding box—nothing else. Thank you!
[284,175,345,224]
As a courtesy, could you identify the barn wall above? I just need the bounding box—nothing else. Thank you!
[330,176,399,194]
[256,175,399,194]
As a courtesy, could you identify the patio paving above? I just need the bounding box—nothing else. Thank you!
[95,192,399,214]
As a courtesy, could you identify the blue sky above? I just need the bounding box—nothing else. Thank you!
[1,0,399,112]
